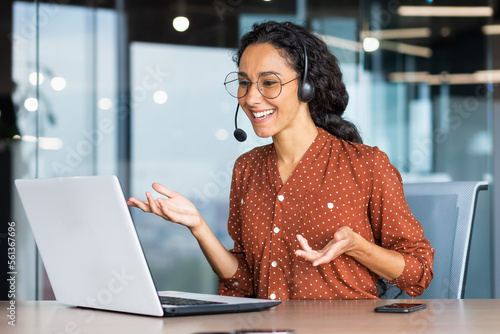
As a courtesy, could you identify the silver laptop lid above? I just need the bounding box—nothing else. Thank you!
[15,175,164,316]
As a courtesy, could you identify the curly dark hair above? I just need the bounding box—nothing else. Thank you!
[235,21,362,144]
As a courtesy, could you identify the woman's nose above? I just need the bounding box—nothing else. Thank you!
[245,82,263,104]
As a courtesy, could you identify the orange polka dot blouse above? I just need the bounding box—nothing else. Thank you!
[218,127,434,300]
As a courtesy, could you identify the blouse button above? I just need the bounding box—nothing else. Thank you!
[278,195,284,202]
[271,261,278,267]
[273,227,280,234]
[269,293,276,300]
[327,202,334,209]
[233,281,240,286]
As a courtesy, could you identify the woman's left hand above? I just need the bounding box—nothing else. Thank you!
[294,226,361,266]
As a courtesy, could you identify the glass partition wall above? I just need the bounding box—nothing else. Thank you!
[9,1,120,299]
[3,0,498,300]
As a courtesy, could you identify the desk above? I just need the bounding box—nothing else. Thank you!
[1,299,499,334]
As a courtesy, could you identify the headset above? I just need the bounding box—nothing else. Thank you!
[234,23,315,142]
[287,24,315,103]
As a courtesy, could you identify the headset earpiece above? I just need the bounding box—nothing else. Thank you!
[287,25,316,103]
[298,77,315,103]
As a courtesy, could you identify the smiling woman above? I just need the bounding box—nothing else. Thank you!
[216,21,433,300]
[129,21,435,301]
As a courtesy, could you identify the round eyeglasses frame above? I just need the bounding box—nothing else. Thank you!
[224,71,300,99]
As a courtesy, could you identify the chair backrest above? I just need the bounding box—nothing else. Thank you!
[384,181,488,299]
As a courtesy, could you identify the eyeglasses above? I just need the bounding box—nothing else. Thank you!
[224,71,300,99]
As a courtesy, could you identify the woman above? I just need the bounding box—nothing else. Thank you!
[128,21,434,300]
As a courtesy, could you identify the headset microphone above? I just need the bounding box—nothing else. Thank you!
[233,104,247,142]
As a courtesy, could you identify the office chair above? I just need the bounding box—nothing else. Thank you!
[379,181,488,299]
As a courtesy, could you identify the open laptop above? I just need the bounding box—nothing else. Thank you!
[15,175,281,317]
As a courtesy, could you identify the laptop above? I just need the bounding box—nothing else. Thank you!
[15,175,281,317]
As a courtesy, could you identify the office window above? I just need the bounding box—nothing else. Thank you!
[11,1,118,299]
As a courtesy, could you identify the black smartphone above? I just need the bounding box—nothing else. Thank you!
[374,303,427,313]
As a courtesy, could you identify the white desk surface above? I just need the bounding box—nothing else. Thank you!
[2,299,500,334]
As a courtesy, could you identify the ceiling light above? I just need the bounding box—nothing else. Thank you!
[482,25,500,35]
[440,27,451,37]
[173,16,189,32]
[398,6,493,17]
[363,28,431,40]
[389,70,500,85]
[29,72,44,85]
[153,90,168,104]
[319,33,431,58]
[98,98,113,110]
[388,72,430,83]
[39,137,63,150]
[363,37,380,52]
[51,77,66,91]
[380,41,432,58]
[317,34,361,52]
[24,98,38,112]
[16,135,63,150]
[475,70,500,83]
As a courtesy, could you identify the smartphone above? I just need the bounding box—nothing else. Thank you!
[374,303,427,313]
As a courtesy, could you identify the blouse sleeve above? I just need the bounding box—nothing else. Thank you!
[218,159,255,297]
[368,148,435,298]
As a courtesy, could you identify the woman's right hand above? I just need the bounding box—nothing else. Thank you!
[127,183,203,230]
[129,183,239,279]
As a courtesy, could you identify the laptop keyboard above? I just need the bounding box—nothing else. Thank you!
[160,296,227,306]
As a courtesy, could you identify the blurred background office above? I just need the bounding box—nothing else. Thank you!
[1,0,499,300]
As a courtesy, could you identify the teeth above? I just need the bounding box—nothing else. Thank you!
[253,109,275,119]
